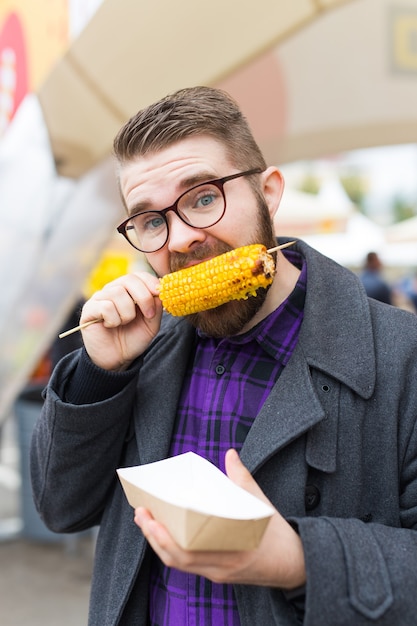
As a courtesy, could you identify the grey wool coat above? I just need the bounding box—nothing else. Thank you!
[30,240,417,625]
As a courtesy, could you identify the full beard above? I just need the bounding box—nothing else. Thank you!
[170,197,278,338]
[187,291,270,338]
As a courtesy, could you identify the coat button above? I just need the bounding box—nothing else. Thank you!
[305,485,321,510]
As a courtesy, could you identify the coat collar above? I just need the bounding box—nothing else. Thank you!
[289,239,376,400]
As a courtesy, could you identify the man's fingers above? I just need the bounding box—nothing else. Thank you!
[225,449,272,505]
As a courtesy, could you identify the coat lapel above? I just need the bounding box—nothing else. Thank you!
[240,340,325,474]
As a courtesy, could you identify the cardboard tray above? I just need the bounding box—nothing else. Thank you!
[117,452,274,551]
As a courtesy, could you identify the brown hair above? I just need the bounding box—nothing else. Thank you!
[113,86,266,172]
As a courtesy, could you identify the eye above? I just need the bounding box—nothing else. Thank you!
[133,213,165,233]
[146,215,165,230]
[196,191,216,207]
[191,184,221,210]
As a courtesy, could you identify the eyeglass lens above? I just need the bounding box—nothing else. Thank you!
[124,181,225,252]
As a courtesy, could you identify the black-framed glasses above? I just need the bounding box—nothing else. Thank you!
[117,168,263,253]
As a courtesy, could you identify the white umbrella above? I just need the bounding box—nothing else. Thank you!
[275,187,352,236]
[302,211,386,268]
[386,215,417,243]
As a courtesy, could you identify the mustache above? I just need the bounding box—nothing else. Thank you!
[169,242,233,272]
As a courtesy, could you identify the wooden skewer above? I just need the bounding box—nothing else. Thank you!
[58,317,103,339]
[58,240,297,339]
[267,240,296,254]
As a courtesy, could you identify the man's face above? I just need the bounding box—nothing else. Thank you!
[119,135,277,337]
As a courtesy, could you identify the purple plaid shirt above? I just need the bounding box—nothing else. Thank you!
[149,251,306,625]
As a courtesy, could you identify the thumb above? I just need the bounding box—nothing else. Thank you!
[225,449,272,505]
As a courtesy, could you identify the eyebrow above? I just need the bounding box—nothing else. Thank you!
[127,170,219,218]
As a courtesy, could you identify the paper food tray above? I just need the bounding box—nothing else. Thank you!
[117,451,274,551]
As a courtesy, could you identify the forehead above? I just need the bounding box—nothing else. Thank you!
[118,135,234,207]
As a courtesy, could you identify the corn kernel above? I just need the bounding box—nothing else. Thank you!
[158,244,275,316]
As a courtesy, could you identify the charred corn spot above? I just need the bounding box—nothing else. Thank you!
[158,244,275,316]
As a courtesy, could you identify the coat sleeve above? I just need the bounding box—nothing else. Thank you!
[290,403,417,626]
[30,351,139,533]
[293,517,417,625]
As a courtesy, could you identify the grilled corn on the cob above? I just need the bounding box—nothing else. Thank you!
[158,244,275,316]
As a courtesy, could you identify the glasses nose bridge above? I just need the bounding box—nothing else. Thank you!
[161,196,189,228]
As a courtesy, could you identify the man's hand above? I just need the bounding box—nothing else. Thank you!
[79,271,163,371]
[134,449,306,590]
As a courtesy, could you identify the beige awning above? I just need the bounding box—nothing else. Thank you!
[37,0,354,178]
[217,0,417,166]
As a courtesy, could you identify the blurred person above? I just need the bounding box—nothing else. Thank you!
[31,87,417,626]
[360,251,392,305]
[399,270,417,313]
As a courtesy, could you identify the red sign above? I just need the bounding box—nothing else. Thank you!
[0,12,28,132]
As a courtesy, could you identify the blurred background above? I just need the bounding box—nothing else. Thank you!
[1,0,417,623]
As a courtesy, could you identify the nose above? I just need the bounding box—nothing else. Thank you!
[166,211,206,253]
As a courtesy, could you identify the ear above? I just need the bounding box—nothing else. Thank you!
[260,166,285,221]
